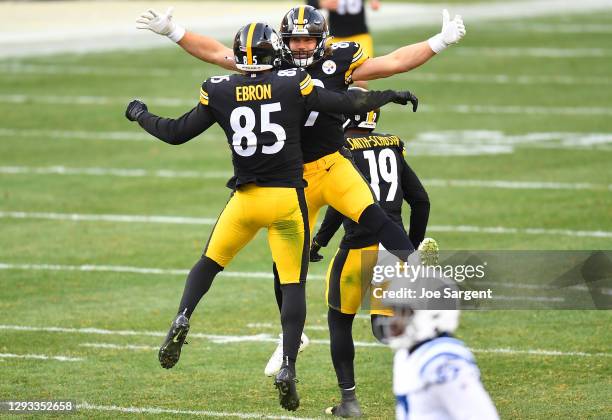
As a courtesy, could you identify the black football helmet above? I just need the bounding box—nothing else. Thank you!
[344,87,381,131]
[233,23,283,72]
[279,5,329,67]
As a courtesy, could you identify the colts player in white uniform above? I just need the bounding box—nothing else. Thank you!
[381,294,499,419]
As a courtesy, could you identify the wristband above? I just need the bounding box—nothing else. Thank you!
[427,33,448,54]
[168,25,186,43]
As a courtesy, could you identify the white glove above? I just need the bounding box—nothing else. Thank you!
[428,9,466,54]
[136,7,186,43]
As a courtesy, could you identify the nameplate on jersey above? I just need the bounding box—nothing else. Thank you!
[236,84,272,102]
[347,135,401,150]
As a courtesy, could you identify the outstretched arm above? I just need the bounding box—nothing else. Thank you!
[305,85,418,114]
[178,32,237,71]
[125,100,215,145]
[352,9,465,81]
[136,7,237,71]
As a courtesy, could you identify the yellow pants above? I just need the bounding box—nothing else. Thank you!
[303,151,375,234]
[325,244,394,316]
[204,184,308,284]
[331,33,374,58]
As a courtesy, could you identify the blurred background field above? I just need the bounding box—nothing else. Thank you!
[0,1,611,418]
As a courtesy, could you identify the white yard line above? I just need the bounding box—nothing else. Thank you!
[1,324,610,358]
[2,165,610,191]
[3,0,612,58]
[77,401,317,420]
[0,262,326,281]
[1,211,610,238]
[3,94,612,117]
[455,47,612,58]
[0,210,217,225]
[80,343,159,351]
[4,62,611,86]
[0,165,233,179]
[0,352,83,362]
[399,72,612,86]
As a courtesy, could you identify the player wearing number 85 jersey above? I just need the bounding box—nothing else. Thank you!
[125,22,416,412]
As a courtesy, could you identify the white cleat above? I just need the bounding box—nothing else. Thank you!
[264,332,310,377]
[418,237,439,266]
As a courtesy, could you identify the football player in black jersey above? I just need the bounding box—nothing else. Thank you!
[136,3,463,376]
[125,23,416,412]
[310,88,437,416]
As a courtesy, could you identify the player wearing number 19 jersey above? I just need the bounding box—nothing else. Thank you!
[125,22,415,412]
[307,97,432,416]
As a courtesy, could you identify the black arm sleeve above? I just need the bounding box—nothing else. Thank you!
[313,206,346,247]
[400,159,430,248]
[137,103,216,145]
[305,86,399,115]
[307,0,320,8]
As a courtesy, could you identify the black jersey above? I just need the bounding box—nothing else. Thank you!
[282,41,369,163]
[136,68,403,188]
[200,69,310,188]
[308,0,368,37]
[314,131,429,249]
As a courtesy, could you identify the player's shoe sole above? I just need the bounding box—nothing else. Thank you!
[158,313,190,369]
[274,366,300,411]
[418,237,439,266]
[264,332,310,377]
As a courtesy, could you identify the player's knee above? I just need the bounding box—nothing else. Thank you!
[357,203,389,234]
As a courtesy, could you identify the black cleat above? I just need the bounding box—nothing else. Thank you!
[274,365,300,411]
[325,398,362,418]
[158,313,190,369]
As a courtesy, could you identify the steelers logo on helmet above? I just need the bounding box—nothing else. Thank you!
[322,60,337,75]
[233,22,284,72]
[280,5,329,67]
[344,87,381,132]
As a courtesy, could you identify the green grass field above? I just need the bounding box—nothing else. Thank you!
[1,5,611,420]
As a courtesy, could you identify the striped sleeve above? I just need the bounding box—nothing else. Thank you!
[299,72,314,96]
[344,43,370,84]
[199,83,209,106]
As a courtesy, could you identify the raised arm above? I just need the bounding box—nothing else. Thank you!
[136,7,237,71]
[125,100,215,145]
[351,9,465,81]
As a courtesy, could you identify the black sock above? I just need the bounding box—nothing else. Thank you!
[358,204,414,260]
[280,282,306,374]
[328,307,356,390]
[273,263,283,313]
[177,256,223,318]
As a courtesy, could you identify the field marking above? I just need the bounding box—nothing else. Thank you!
[0,262,326,281]
[0,210,217,226]
[2,165,610,191]
[3,128,611,155]
[80,342,158,351]
[0,352,83,362]
[3,94,612,117]
[427,225,612,238]
[4,62,611,86]
[0,127,152,142]
[2,211,611,238]
[2,325,610,358]
[455,47,612,58]
[77,401,317,420]
[401,72,612,86]
[247,323,329,332]
[0,165,233,179]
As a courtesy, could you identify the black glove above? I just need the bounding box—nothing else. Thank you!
[310,240,323,262]
[393,91,418,112]
[125,99,148,122]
